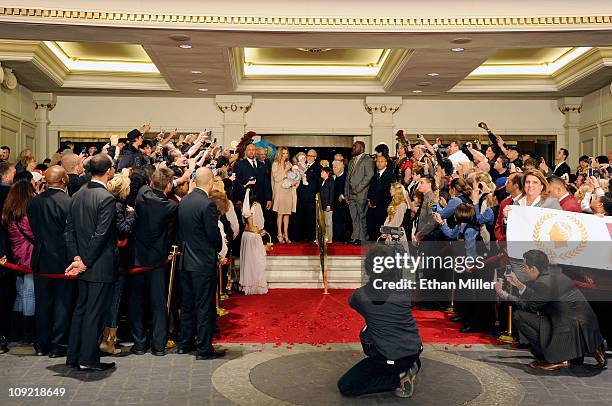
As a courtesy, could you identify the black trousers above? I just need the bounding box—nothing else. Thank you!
[67,280,113,366]
[332,202,350,242]
[33,276,75,352]
[0,271,16,341]
[294,198,316,241]
[338,352,421,397]
[513,309,544,361]
[178,270,216,353]
[127,267,168,351]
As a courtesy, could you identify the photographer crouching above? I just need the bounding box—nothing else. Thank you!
[495,249,606,371]
[338,244,422,398]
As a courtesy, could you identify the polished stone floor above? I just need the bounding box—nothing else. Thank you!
[0,343,609,405]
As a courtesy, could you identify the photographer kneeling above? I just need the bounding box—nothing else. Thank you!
[495,249,606,371]
[338,245,422,398]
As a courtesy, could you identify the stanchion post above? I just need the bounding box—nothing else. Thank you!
[498,305,515,344]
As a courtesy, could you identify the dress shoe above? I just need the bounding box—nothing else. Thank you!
[65,361,79,369]
[449,315,463,323]
[459,325,477,334]
[593,344,608,369]
[35,349,48,356]
[151,349,166,357]
[352,239,362,246]
[196,349,227,360]
[77,362,116,372]
[177,346,194,354]
[0,344,8,354]
[49,349,67,358]
[129,347,146,356]
[529,360,571,371]
[344,239,356,245]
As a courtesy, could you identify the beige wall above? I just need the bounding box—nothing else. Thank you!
[0,82,35,161]
[579,84,612,158]
[49,95,565,154]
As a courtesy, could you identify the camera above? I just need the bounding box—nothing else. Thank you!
[380,226,404,242]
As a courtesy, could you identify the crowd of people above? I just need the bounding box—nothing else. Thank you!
[0,122,609,390]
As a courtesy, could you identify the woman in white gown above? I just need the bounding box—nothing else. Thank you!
[239,189,268,295]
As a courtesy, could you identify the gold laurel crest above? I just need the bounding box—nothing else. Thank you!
[532,213,588,260]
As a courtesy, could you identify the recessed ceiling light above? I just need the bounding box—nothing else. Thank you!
[169,34,191,41]
[417,81,432,87]
[451,37,472,44]
[412,90,423,93]
[179,44,192,49]
[193,79,208,84]
[427,72,439,76]
[198,88,209,92]
[451,47,465,52]
[191,70,202,74]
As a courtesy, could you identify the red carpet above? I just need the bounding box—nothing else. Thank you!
[216,289,498,345]
[267,242,362,256]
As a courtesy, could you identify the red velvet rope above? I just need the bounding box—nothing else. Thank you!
[1,260,169,279]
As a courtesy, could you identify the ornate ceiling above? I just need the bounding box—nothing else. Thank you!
[0,1,610,98]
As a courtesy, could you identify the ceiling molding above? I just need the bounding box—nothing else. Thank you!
[451,47,612,93]
[0,7,611,32]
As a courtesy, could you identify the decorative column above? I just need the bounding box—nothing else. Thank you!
[364,96,402,154]
[32,92,56,161]
[557,97,582,169]
[215,95,253,147]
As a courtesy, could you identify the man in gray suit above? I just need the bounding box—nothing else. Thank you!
[345,141,374,245]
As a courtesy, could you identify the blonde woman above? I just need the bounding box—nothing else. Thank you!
[99,169,135,355]
[381,182,408,242]
[271,147,297,243]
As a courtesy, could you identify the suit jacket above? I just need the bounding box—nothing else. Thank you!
[553,161,571,178]
[559,194,581,213]
[298,162,321,202]
[332,172,347,210]
[0,183,11,258]
[367,167,396,209]
[345,154,374,200]
[67,173,91,197]
[177,188,222,273]
[512,269,603,362]
[27,188,71,275]
[234,158,260,203]
[256,158,273,203]
[320,177,334,209]
[65,181,118,283]
[132,186,178,267]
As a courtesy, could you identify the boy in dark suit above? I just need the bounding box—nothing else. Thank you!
[320,167,334,242]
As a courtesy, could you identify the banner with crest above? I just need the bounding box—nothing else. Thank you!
[507,206,612,270]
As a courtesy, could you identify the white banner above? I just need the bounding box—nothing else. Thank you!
[507,206,612,270]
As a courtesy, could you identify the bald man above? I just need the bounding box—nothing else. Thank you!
[176,167,225,360]
[61,153,91,196]
[27,165,74,357]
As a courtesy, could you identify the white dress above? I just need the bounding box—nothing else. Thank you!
[239,202,268,295]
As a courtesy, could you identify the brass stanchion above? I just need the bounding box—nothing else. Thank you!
[446,269,457,314]
[498,305,515,344]
[216,262,228,316]
[315,193,329,295]
[166,245,180,350]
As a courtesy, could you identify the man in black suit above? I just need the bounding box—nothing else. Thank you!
[128,167,178,356]
[64,154,117,371]
[0,161,15,354]
[332,160,350,242]
[233,143,260,207]
[366,155,396,241]
[256,147,274,233]
[553,148,571,178]
[497,250,606,371]
[295,149,321,241]
[176,167,225,360]
[61,153,91,197]
[27,166,74,358]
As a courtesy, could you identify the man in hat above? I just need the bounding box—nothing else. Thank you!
[117,124,149,171]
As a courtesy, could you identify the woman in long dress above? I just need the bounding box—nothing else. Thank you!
[271,146,297,243]
[239,190,268,295]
